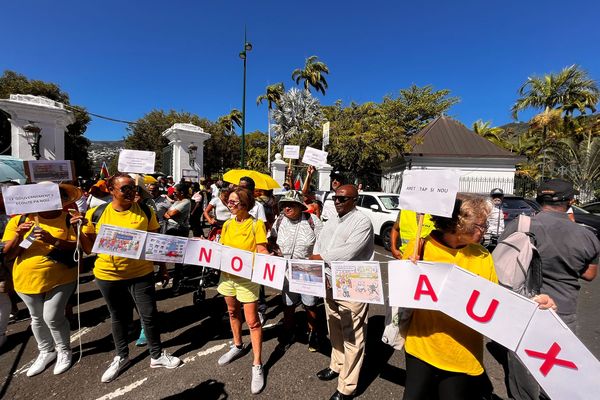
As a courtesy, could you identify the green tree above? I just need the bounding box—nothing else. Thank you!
[245,131,269,173]
[256,83,285,110]
[472,120,507,147]
[0,70,92,177]
[204,112,243,177]
[271,88,324,149]
[292,56,330,95]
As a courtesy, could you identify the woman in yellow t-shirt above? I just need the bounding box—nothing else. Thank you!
[2,183,81,377]
[216,187,269,395]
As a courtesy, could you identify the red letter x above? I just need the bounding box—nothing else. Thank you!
[524,342,578,376]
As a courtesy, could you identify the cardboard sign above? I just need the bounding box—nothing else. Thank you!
[92,224,147,260]
[516,309,600,400]
[143,232,188,263]
[183,239,223,270]
[302,146,328,167]
[251,253,287,290]
[118,149,156,174]
[331,261,384,304]
[438,266,538,351]
[1,183,62,215]
[288,259,326,298]
[27,160,74,182]
[220,246,254,279]
[397,169,460,217]
[387,260,453,310]
[283,145,300,160]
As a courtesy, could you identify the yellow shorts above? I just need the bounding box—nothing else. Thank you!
[217,272,260,303]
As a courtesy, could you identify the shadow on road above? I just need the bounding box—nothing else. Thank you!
[0,328,31,399]
[161,378,228,399]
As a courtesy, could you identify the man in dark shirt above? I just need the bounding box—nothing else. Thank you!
[500,179,599,400]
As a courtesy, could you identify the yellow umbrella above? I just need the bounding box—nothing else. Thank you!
[223,169,281,190]
[144,175,158,184]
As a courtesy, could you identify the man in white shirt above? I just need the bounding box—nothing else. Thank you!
[238,177,267,223]
[320,171,345,221]
[311,184,374,400]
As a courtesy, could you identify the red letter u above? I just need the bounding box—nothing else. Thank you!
[466,290,499,323]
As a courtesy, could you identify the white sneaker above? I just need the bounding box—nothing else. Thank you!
[258,311,266,326]
[218,344,245,366]
[27,350,57,377]
[251,364,265,394]
[101,356,130,383]
[53,350,72,375]
[150,351,181,369]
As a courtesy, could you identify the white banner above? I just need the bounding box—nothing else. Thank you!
[251,253,287,290]
[183,239,223,269]
[302,146,328,167]
[220,246,254,279]
[387,260,453,310]
[331,261,384,304]
[2,183,62,215]
[283,145,300,160]
[118,149,156,174]
[398,169,460,217]
[288,259,326,298]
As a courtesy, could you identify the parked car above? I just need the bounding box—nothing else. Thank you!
[581,201,600,216]
[355,192,400,251]
[501,195,540,223]
[572,205,600,240]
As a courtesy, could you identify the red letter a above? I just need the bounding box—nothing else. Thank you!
[199,247,212,263]
[263,263,276,281]
[466,290,499,323]
[414,274,438,302]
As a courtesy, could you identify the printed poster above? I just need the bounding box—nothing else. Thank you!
[92,224,147,260]
[27,160,73,182]
[397,169,460,217]
[118,149,156,174]
[143,232,188,263]
[331,261,384,304]
[301,146,328,167]
[288,259,326,298]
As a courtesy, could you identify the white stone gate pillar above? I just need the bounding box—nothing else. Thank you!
[0,94,75,160]
[271,153,286,186]
[161,123,211,182]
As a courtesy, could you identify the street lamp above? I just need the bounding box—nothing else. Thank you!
[239,32,252,168]
[22,122,42,160]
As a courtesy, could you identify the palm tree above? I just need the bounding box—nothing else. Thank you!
[257,83,285,170]
[271,87,324,148]
[219,109,242,134]
[472,120,506,147]
[291,56,330,95]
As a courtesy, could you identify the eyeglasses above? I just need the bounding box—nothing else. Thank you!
[118,185,138,193]
[227,200,240,207]
[332,196,356,203]
[474,222,489,232]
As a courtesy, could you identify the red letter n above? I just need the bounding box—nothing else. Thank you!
[199,247,212,264]
[414,274,438,302]
[466,290,499,323]
[263,263,276,281]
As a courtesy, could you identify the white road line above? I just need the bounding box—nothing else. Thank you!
[375,251,394,259]
[13,361,34,376]
[70,326,93,343]
[182,342,228,363]
[95,377,148,400]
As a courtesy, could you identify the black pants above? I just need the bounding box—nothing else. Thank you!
[403,353,483,400]
[166,227,190,283]
[96,273,162,359]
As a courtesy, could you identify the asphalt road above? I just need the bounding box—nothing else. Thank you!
[1,244,598,400]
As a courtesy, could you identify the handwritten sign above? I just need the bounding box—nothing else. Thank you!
[1,183,62,215]
[220,246,254,279]
[302,146,328,167]
[387,260,453,310]
[515,308,600,400]
[283,145,300,160]
[331,261,384,304]
[92,224,147,260]
[288,259,326,298]
[27,160,74,182]
[398,169,460,217]
[118,149,156,174]
[251,253,287,290]
[438,266,538,351]
[183,239,223,270]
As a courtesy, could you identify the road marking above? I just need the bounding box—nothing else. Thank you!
[13,361,34,375]
[182,343,228,363]
[375,251,394,260]
[95,377,148,400]
[70,326,94,343]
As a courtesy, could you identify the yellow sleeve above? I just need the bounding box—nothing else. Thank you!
[254,219,267,245]
[1,215,22,242]
[82,207,97,234]
[402,239,417,260]
[147,207,160,231]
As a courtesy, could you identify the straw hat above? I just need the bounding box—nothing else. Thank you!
[38,181,82,205]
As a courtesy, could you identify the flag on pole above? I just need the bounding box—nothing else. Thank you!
[294,173,302,190]
[99,162,110,179]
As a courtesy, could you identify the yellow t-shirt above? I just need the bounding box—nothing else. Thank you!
[2,213,77,294]
[83,203,160,281]
[220,217,267,252]
[403,233,498,376]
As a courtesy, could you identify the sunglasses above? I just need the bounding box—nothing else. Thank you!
[118,185,138,193]
[227,200,240,207]
[473,222,489,232]
[332,195,356,203]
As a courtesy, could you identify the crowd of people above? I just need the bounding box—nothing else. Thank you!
[0,168,598,399]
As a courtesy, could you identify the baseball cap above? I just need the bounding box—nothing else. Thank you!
[490,188,504,197]
[536,179,579,202]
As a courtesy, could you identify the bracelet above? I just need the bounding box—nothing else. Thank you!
[53,239,61,248]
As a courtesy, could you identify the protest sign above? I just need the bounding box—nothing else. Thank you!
[438,266,538,351]
[516,308,600,400]
[322,121,330,149]
[331,261,384,304]
[117,149,156,174]
[251,253,287,290]
[27,160,74,182]
[92,224,147,260]
[143,232,188,263]
[288,259,326,298]
[220,246,254,279]
[283,145,300,160]
[397,169,460,217]
[183,239,223,270]
[302,146,328,167]
[387,260,453,310]
[2,183,62,215]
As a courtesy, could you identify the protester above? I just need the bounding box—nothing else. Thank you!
[401,194,557,400]
[76,173,180,383]
[269,190,323,351]
[190,182,205,237]
[390,210,435,260]
[87,179,112,209]
[483,188,505,251]
[0,181,19,350]
[147,183,171,228]
[255,188,277,230]
[311,184,374,400]
[203,187,233,229]
[217,187,269,394]
[321,171,346,221]
[2,183,82,376]
[164,183,192,294]
[499,179,599,400]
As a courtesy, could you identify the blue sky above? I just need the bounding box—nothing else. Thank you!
[4,0,600,141]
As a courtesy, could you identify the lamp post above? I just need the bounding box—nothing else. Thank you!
[22,122,42,160]
[239,32,252,168]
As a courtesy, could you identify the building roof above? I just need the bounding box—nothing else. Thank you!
[405,115,518,158]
